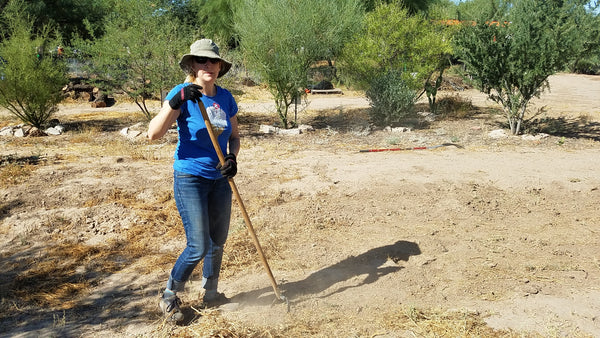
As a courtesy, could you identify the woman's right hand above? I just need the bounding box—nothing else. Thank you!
[168,84,203,110]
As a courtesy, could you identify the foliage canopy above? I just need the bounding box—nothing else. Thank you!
[74,0,191,119]
[0,0,67,129]
[234,0,363,128]
[453,0,590,135]
[339,2,453,124]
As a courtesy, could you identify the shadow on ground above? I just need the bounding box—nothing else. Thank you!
[228,240,421,309]
[61,116,139,133]
[526,116,600,141]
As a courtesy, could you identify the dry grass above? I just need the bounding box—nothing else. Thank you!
[385,307,522,337]
[2,92,596,336]
[152,309,284,337]
[437,93,478,119]
[0,152,46,186]
[0,188,185,321]
[2,242,123,311]
[0,112,19,128]
[0,162,36,186]
[0,140,185,320]
[163,306,522,338]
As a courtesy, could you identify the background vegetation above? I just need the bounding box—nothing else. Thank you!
[0,0,67,129]
[0,0,598,131]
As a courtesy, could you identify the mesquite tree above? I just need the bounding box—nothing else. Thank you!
[453,0,586,135]
[339,3,453,124]
[0,0,67,129]
[234,0,363,129]
[75,0,190,119]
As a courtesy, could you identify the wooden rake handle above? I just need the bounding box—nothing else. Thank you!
[197,101,284,301]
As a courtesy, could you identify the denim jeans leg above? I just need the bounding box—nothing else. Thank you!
[168,171,231,293]
[201,240,223,295]
[169,171,211,290]
[202,177,232,294]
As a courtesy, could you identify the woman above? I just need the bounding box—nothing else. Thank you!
[148,39,239,322]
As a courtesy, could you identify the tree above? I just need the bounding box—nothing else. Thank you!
[362,0,436,13]
[341,3,452,90]
[339,2,453,123]
[453,0,587,135]
[455,0,512,21]
[427,0,460,20]
[234,0,363,129]
[75,0,192,119]
[190,0,237,47]
[568,4,600,74]
[0,0,67,129]
[21,0,111,44]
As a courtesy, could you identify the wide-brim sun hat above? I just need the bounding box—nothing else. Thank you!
[179,39,232,78]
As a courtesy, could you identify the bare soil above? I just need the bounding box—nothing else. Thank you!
[1,73,599,337]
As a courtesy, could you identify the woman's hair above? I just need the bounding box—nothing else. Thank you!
[182,64,196,83]
[184,74,195,83]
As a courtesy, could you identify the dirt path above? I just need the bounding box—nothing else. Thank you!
[1,73,599,337]
[220,147,600,336]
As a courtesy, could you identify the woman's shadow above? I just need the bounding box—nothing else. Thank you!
[230,240,421,306]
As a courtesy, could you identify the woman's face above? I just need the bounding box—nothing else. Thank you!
[193,56,221,83]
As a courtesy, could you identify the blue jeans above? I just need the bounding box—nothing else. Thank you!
[167,170,232,293]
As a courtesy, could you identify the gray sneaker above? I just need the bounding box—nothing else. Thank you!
[159,293,184,322]
[201,292,230,309]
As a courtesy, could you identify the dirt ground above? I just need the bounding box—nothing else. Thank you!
[1,73,599,337]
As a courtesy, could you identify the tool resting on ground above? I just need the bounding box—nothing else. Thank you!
[197,101,288,307]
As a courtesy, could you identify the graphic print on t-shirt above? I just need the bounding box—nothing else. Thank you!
[207,102,228,137]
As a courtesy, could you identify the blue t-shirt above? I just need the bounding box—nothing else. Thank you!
[165,83,238,179]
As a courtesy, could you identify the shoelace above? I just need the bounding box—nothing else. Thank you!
[165,296,182,313]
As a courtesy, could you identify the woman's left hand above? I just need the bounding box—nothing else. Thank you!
[217,154,237,178]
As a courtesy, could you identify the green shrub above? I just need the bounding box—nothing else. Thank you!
[571,57,600,75]
[0,0,67,129]
[366,71,417,127]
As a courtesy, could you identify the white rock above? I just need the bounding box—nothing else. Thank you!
[278,128,301,135]
[0,127,13,136]
[417,111,435,122]
[13,128,25,137]
[259,124,279,134]
[391,127,411,133]
[298,124,314,133]
[45,126,64,135]
[127,130,142,139]
[488,129,508,139]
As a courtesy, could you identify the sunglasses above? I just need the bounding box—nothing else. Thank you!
[194,56,221,64]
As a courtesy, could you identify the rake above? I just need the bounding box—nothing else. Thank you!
[197,101,288,308]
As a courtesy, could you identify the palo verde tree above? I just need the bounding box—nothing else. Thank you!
[234,0,363,129]
[339,1,453,125]
[454,0,512,21]
[190,0,237,48]
[568,2,600,74]
[361,0,436,14]
[75,0,190,119]
[0,0,67,129]
[453,0,587,135]
[25,0,111,43]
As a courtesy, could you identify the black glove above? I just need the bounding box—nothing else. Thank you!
[217,154,237,178]
[169,84,203,110]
